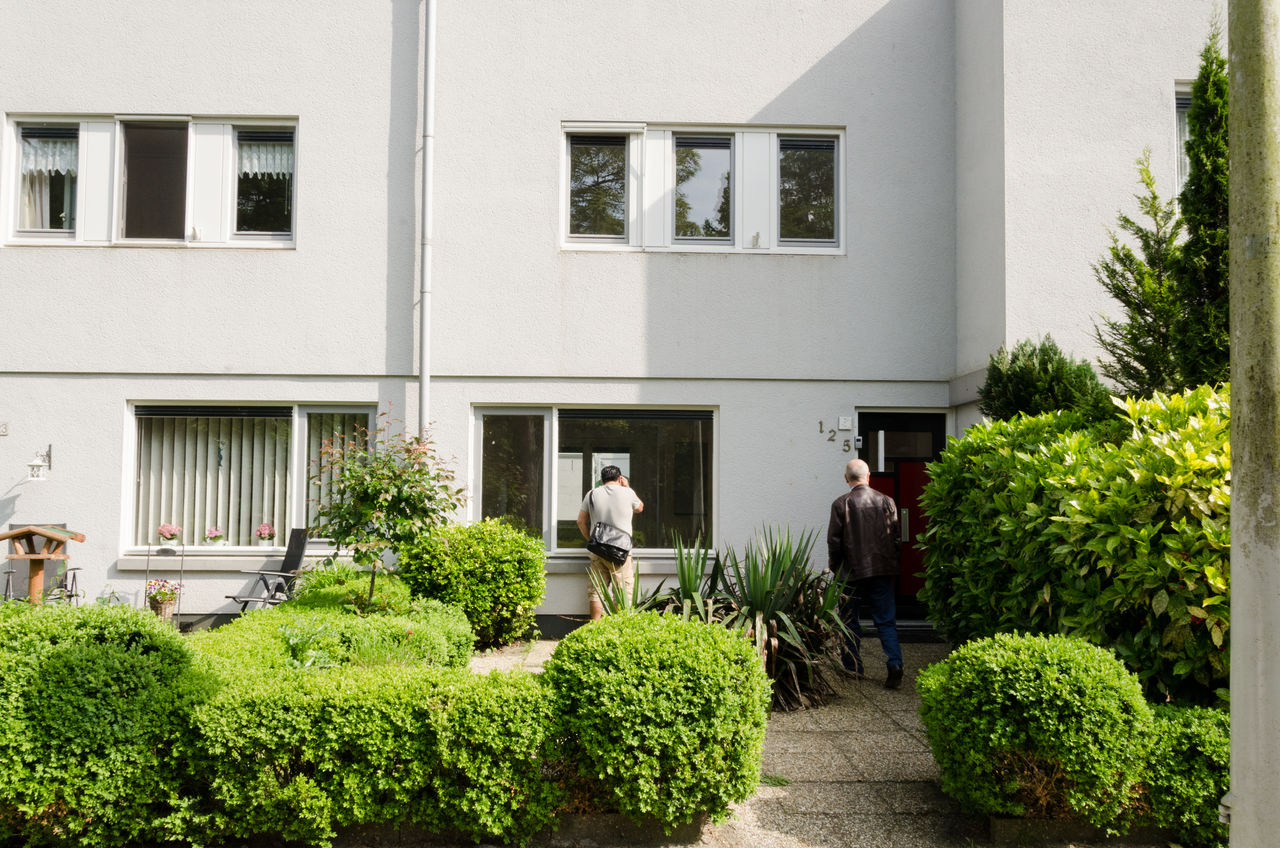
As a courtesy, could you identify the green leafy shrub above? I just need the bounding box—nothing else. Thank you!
[1140,705,1229,847]
[310,416,467,600]
[0,605,213,848]
[396,518,546,648]
[920,386,1230,703]
[290,560,417,615]
[190,605,473,673]
[189,666,559,846]
[978,335,1114,422]
[542,612,770,831]
[917,633,1153,829]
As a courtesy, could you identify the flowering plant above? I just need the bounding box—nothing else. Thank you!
[205,526,225,542]
[256,522,276,541]
[145,578,182,603]
[157,523,182,542]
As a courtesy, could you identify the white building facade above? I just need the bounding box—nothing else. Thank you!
[0,0,1214,617]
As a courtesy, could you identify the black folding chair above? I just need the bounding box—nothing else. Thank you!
[226,528,308,612]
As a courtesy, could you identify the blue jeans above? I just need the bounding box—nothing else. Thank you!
[840,575,902,670]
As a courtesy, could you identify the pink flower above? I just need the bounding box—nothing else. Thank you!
[256,522,276,540]
[157,523,182,541]
[205,526,225,541]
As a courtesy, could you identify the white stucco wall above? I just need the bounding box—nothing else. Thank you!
[428,0,959,384]
[0,0,423,376]
[0,1,1225,616]
[999,1,1217,365]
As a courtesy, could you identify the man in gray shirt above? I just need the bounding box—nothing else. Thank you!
[577,464,644,620]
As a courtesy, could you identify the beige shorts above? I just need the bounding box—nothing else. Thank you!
[586,552,634,605]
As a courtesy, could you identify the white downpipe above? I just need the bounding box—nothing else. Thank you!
[417,0,437,432]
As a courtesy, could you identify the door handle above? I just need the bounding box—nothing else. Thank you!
[900,508,909,543]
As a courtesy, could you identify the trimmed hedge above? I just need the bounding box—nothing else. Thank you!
[191,666,559,846]
[396,518,546,648]
[0,604,767,847]
[189,604,474,673]
[543,612,771,830]
[920,386,1230,703]
[0,605,212,848]
[918,633,1154,828]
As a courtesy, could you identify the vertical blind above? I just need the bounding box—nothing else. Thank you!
[134,412,291,546]
[306,412,369,528]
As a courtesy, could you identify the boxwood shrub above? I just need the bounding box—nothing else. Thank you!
[189,666,560,846]
[396,518,546,647]
[917,633,1153,829]
[0,605,213,848]
[920,386,1230,703]
[1142,704,1229,847]
[189,603,473,672]
[542,612,771,831]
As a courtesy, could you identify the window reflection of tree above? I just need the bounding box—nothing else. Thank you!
[569,140,626,235]
[481,416,544,537]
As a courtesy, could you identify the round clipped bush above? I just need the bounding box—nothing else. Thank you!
[917,633,1154,828]
[542,612,770,830]
[0,604,211,848]
[395,518,546,647]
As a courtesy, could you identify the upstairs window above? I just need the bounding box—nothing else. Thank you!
[18,126,77,233]
[778,136,837,243]
[562,124,842,253]
[1175,91,1192,193]
[674,135,732,242]
[568,134,628,239]
[122,123,189,239]
[236,128,295,235]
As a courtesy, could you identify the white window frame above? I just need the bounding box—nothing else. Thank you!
[471,405,718,554]
[1174,84,1192,194]
[561,122,845,255]
[121,402,372,555]
[6,114,297,248]
[11,122,81,241]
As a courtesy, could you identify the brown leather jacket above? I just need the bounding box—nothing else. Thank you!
[827,483,901,581]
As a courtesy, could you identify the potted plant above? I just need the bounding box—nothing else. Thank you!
[204,526,226,545]
[157,523,182,549]
[256,522,276,546]
[145,578,182,621]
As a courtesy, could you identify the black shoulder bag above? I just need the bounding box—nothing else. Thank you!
[585,490,633,565]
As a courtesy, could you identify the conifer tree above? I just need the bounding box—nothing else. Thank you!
[1173,22,1230,387]
[1092,151,1184,396]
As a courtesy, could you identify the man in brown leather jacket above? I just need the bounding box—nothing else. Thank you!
[827,458,904,688]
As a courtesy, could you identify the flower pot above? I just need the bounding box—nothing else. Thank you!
[258,538,275,546]
[148,598,177,621]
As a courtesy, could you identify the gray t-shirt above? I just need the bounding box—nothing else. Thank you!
[581,483,642,536]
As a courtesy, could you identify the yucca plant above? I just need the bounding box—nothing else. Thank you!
[716,527,854,710]
[587,560,665,616]
[659,534,724,623]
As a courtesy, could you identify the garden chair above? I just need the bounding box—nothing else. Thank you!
[226,527,308,612]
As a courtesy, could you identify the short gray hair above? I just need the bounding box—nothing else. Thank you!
[845,458,870,482]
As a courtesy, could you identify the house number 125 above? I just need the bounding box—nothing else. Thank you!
[818,421,852,453]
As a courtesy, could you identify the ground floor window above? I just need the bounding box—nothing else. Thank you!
[132,405,369,547]
[478,408,713,549]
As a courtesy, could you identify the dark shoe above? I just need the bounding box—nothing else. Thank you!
[885,665,904,690]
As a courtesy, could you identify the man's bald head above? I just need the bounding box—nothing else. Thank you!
[845,458,870,484]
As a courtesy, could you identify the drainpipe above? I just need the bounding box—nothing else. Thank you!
[417,0,437,432]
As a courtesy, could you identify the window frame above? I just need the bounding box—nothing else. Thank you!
[117,119,192,243]
[232,125,297,242]
[122,402,373,554]
[672,133,734,244]
[14,123,80,239]
[561,123,844,255]
[472,405,718,554]
[562,123,644,248]
[776,134,840,246]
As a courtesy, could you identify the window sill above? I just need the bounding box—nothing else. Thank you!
[560,243,843,256]
[118,550,295,573]
[6,239,296,249]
